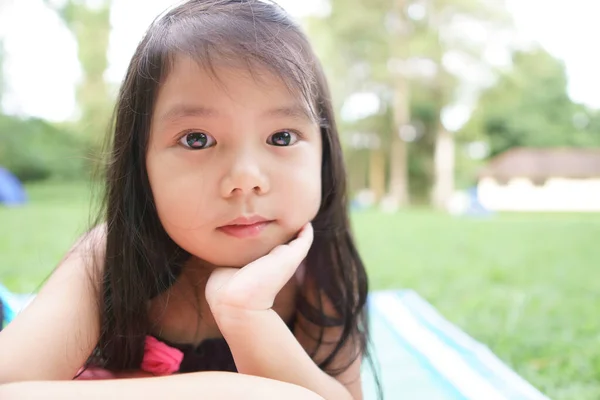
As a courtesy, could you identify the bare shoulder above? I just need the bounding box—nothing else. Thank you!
[0,224,106,383]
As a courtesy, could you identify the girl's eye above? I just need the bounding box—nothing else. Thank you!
[267,130,299,147]
[178,132,216,150]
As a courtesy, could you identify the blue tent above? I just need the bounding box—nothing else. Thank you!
[0,167,27,206]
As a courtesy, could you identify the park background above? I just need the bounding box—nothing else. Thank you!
[1,1,600,398]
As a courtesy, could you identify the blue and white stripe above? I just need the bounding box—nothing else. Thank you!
[369,290,550,400]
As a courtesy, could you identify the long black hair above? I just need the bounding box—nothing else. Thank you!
[87,0,379,393]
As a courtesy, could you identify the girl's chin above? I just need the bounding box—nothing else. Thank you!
[190,248,273,269]
[184,229,301,268]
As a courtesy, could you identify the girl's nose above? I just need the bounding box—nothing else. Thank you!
[220,153,270,198]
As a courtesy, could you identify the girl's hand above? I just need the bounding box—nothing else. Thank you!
[205,223,313,314]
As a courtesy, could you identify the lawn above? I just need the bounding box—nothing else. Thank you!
[2,181,599,399]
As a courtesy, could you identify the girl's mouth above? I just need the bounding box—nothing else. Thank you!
[217,216,273,238]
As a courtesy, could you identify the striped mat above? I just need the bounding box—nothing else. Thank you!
[1,285,548,399]
[364,290,549,400]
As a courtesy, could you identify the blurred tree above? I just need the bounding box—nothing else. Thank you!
[306,0,510,207]
[588,110,600,136]
[460,48,600,158]
[44,0,113,143]
[307,0,419,206]
[389,0,411,207]
[404,0,510,208]
[306,0,401,203]
[0,114,88,181]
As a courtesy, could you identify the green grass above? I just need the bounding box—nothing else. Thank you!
[354,210,600,400]
[0,182,94,291]
[2,181,600,399]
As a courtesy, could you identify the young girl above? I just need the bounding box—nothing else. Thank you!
[0,1,378,398]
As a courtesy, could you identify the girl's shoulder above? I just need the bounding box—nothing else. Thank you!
[67,223,107,267]
[0,224,106,382]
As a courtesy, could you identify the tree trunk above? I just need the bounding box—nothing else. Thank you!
[432,125,455,209]
[47,0,112,139]
[369,148,386,201]
[388,0,410,207]
[74,3,111,139]
[389,122,409,206]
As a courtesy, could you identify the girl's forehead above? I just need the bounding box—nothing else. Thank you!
[163,55,288,91]
[153,55,316,124]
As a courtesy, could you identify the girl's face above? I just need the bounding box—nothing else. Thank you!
[147,56,322,267]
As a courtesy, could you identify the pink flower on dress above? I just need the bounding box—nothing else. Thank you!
[140,336,184,376]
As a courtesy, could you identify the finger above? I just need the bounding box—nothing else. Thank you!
[270,222,313,259]
[232,222,313,293]
[249,222,313,282]
[205,267,238,308]
[221,223,314,309]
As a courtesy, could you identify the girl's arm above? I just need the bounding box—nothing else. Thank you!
[205,224,360,400]
[293,285,364,399]
[0,227,104,383]
[214,306,360,400]
[0,372,324,400]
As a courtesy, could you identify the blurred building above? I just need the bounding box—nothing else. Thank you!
[478,148,600,212]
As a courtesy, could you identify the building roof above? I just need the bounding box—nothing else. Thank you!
[480,147,600,180]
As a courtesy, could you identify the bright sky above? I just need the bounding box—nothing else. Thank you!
[0,0,598,122]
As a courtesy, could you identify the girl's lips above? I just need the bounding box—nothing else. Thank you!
[217,221,273,238]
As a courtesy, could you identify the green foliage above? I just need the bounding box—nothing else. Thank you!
[0,115,91,182]
[460,48,600,157]
[0,2,109,184]
[306,0,393,90]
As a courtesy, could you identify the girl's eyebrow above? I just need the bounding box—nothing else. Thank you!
[159,104,316,124]
[265,105,317,124]
[159,105,218,123]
